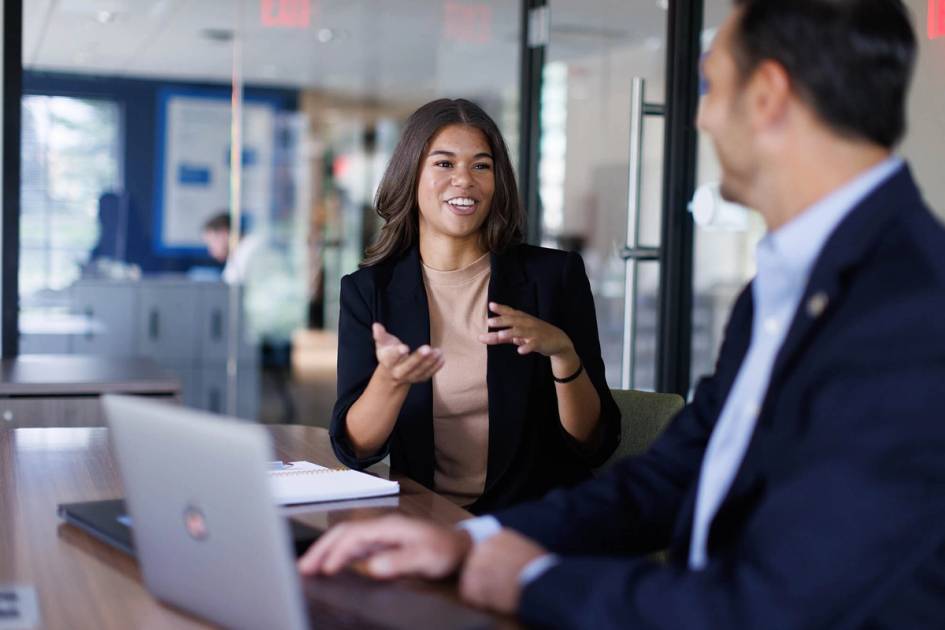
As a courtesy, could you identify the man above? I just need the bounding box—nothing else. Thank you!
[200,211,262,285]
[299,1,945,627]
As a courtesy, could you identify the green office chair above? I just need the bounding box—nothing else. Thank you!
[598,388,685,471]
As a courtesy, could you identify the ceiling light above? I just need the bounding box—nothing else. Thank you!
[96,10,116,24]
[317,28,336,44]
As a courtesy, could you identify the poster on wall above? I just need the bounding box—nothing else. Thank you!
[154,89,277,253]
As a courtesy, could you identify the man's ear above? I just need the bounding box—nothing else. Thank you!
[747,59,791,133]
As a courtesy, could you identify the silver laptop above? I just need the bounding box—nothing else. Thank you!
[103,394,309,630]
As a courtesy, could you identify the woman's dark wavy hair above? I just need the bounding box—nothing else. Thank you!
[361,99,525,268]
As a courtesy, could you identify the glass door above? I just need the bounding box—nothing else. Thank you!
[536,1,669,390]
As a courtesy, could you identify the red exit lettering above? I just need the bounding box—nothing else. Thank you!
[261,0,311,29]
[931,0,945,40]
[443,1,493,45]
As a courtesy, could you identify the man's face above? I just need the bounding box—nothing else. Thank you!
[697,10,758,206]
[203,228,230,262]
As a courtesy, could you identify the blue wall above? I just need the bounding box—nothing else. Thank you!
[23,71,298,273]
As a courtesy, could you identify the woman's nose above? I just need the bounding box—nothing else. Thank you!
[451,168,473,186]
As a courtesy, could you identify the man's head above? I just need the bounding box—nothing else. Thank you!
[698,0,916,211]
[202,212,231,263]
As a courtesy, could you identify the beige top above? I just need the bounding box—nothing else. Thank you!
[421,252,491,506]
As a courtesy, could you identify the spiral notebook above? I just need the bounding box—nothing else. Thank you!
[269,461,400,505]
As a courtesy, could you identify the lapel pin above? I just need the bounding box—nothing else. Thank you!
[806,291,829,318]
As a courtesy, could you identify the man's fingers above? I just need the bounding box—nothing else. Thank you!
[298,523,351,575]
[365,547,431,579]
[314,516,420,575]
[459,558,488,607]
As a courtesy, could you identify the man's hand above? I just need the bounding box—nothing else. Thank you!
[298,514,472,580]
[459,529,548,614]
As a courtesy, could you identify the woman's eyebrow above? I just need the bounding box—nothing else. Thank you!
[428,149,493,159]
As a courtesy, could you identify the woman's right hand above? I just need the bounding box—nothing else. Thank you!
[373,323,444,385]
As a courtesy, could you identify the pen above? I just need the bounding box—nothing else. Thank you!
[268,461,294,470]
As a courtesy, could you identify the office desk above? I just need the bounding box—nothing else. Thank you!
[0,425,519,629]
[0,355,181,428]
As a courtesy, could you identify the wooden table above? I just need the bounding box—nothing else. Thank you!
[0,426,518,629]
[0,356,180,428]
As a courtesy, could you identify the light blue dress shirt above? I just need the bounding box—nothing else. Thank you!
[688,156,903,569]
[458,154,904,584]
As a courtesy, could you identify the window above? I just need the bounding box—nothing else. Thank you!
[20,95,122,302]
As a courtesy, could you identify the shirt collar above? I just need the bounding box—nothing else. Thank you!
[757,156,904,276]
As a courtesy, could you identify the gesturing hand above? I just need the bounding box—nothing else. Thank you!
[297,514,472,580]
[373,323,444,385]
[478,302,575,359]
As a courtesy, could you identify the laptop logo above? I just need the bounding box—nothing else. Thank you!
[183,505,209,541]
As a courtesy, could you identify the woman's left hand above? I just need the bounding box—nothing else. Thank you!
[478,302,575,359]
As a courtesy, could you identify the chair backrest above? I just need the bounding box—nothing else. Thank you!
[599,388,685,471]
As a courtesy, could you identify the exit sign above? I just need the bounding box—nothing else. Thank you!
[931,0,945,40]
[443,1,492,44]
[261,0,311,29]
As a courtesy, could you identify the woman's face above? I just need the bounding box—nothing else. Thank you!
[416,124,495,245]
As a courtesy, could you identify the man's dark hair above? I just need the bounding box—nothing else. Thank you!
[731,0,916,148]
[203,211,231,232]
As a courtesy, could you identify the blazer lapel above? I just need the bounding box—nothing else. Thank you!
[484,247,537,493]
[383,246,434,484]
[764,166,916,395]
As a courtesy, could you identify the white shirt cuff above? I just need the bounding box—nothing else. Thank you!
[519,554,559,586]
[456,515,502,544]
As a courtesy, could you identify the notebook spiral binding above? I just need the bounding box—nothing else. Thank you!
[271,467,348,477]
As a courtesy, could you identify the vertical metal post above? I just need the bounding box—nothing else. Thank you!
[621,78,646,389]
[226,4,244,418]
[657,0,703,396]
[519,0,547,245]
[2,0,23,358]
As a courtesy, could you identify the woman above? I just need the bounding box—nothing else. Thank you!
[330,98,620,514]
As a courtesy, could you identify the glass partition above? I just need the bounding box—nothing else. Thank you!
[20,0,520,425]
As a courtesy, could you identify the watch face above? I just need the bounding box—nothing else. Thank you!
[183,505,209,541]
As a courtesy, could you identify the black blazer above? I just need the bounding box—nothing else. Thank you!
[493,166,945,628]
[329,244,620,513]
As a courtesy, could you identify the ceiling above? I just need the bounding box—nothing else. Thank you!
[23,0,673,103]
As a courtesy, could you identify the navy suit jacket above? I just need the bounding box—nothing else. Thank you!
[495,166,945,629]
[329,244,620,514]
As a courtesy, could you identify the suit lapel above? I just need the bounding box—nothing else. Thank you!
[704,166,919,550]
[764,166,917,395]
[484,247,537,493]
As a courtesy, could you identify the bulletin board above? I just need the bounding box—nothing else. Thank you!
[152,88,278,254]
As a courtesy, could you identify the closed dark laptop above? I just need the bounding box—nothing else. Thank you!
[58,498,320,557]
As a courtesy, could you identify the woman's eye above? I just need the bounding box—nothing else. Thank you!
[435,160,453,168]
[474,163,492,170]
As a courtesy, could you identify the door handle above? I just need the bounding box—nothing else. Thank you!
[622,77,665,389]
